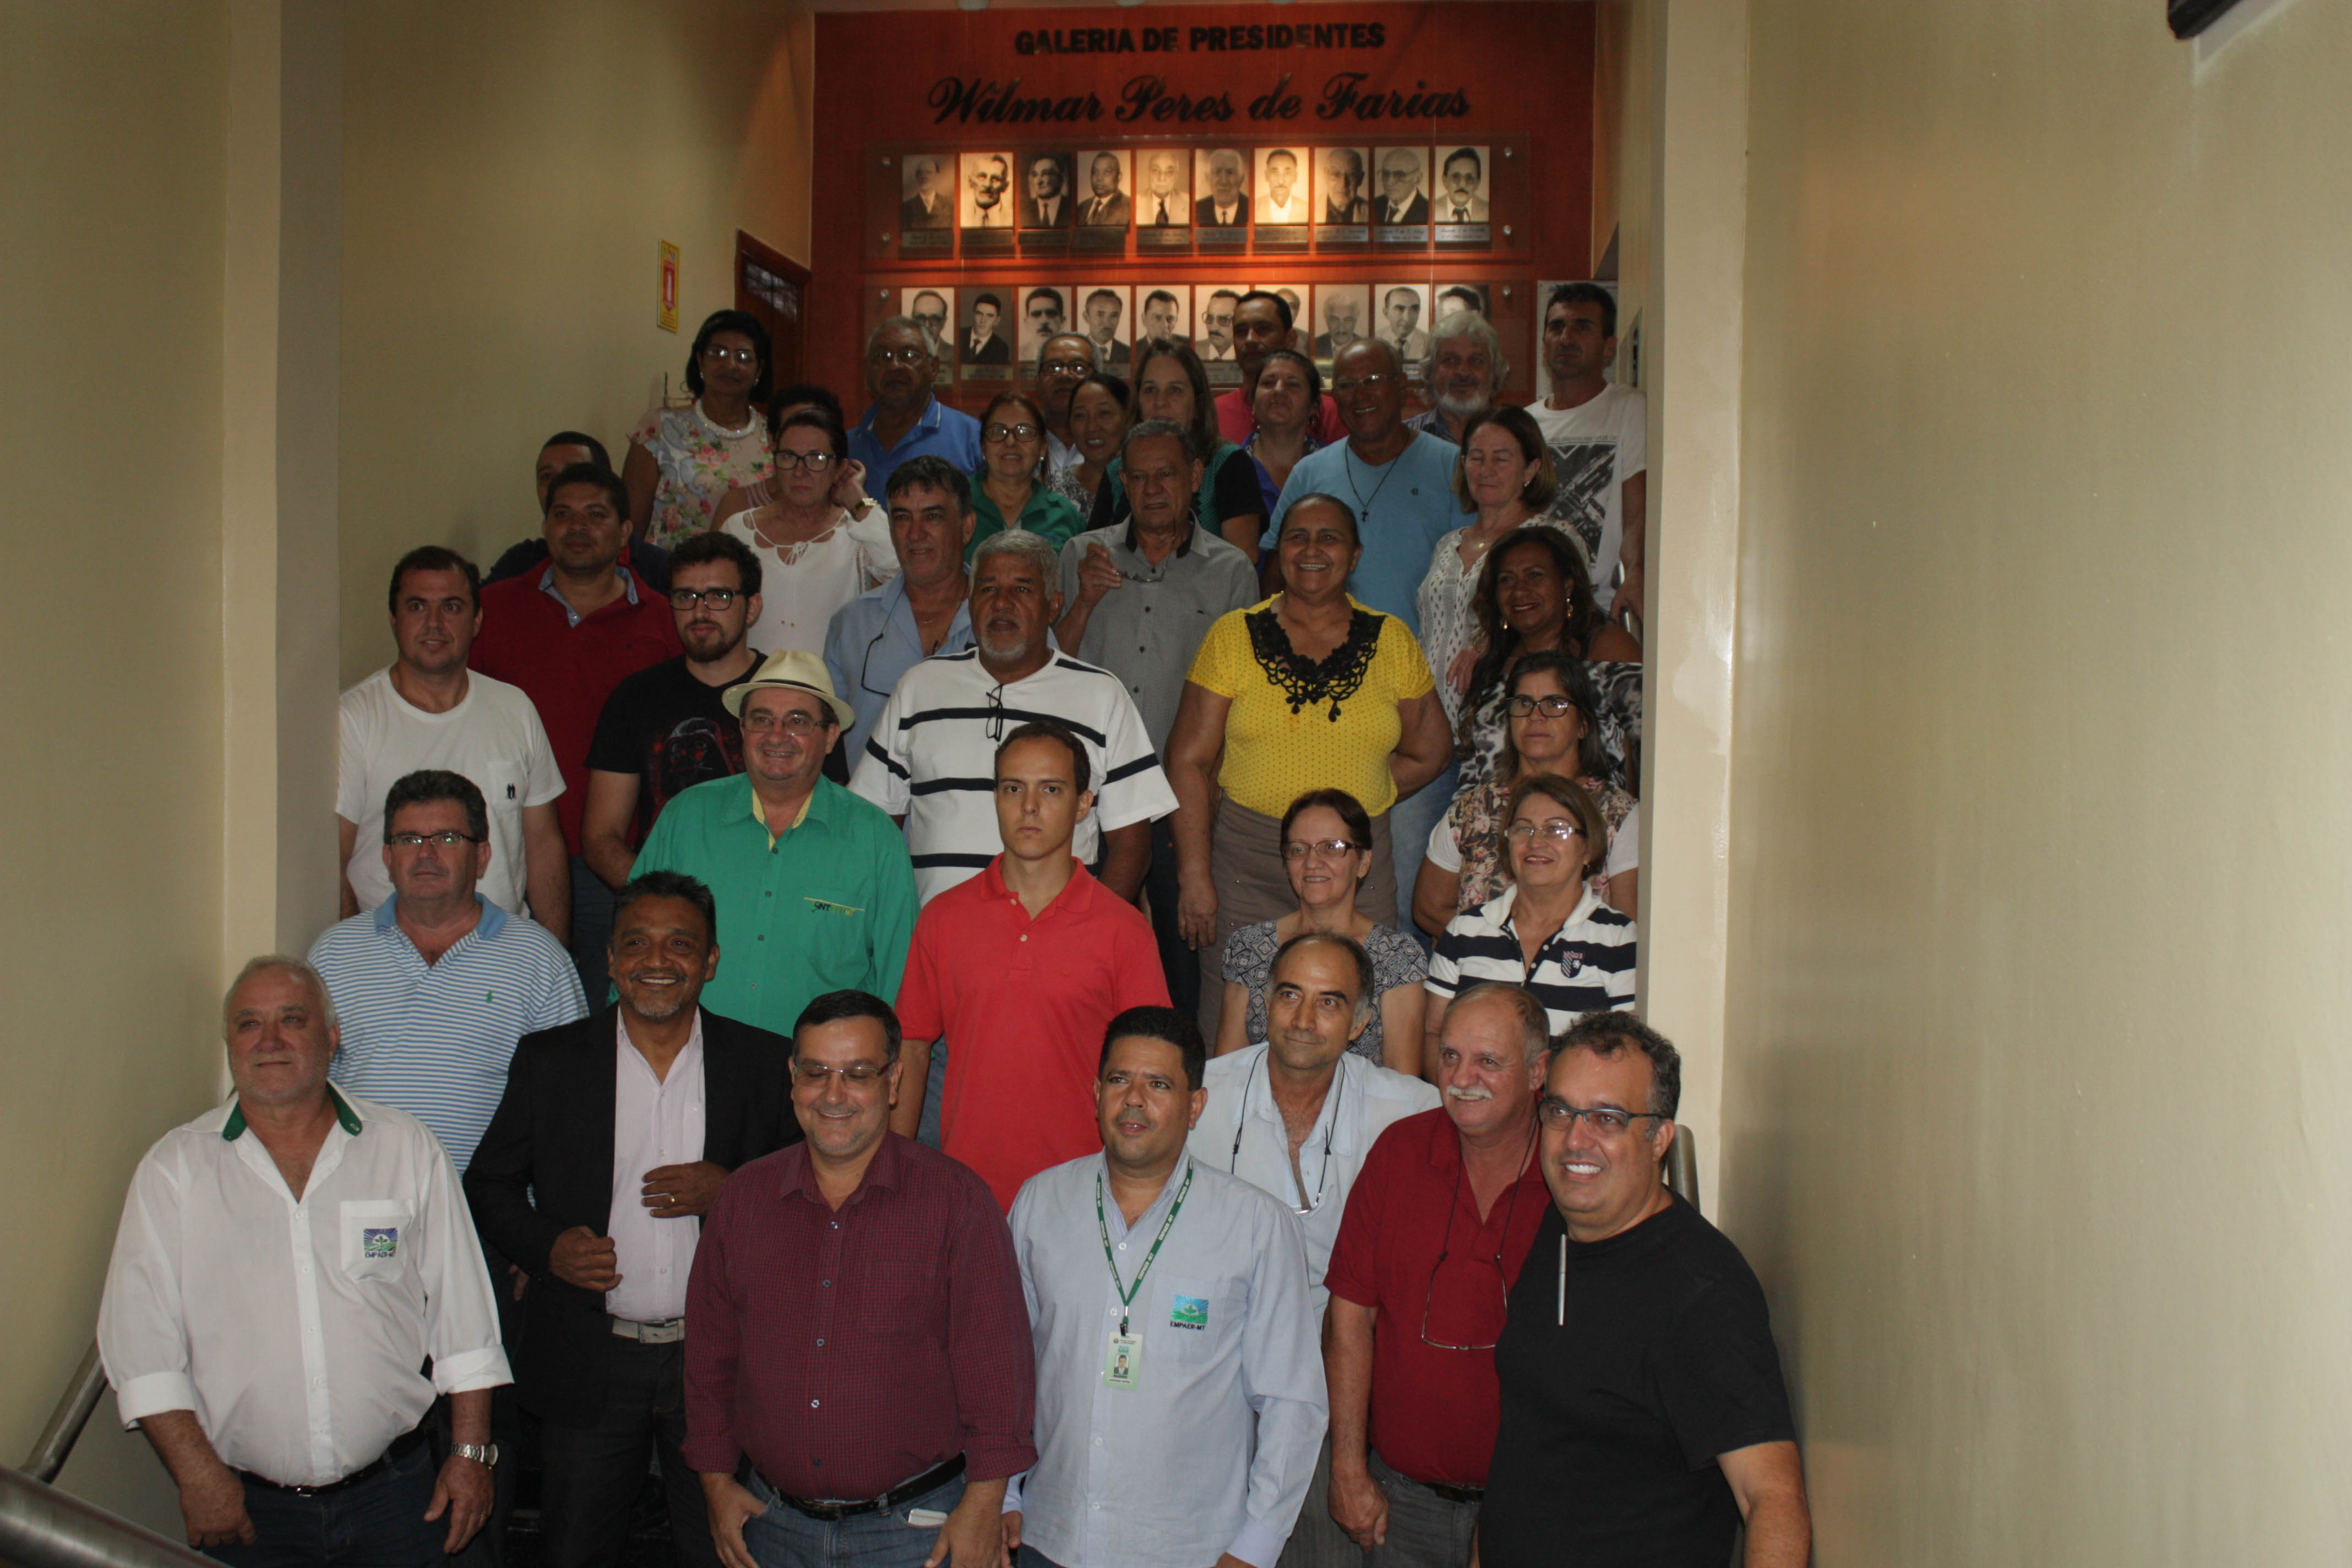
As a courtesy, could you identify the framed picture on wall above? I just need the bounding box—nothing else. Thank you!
[1433,144,1493,242]
[1372,281,1434,367]
[1316,147,1372,231]
[900,154,955,255]
[1135,284,1190,351]
[1195,284,1245,378]
[1435,282,1491,322]
[959,288,1015,379]
[1256,146,1313,241]
[1016,282,1074,367]
[905,285,954,386]
[1073,149,1132,253]
[1194,149,1249,238]
[1017,150,1076,230]
[1373,146,1432,241]
[1311,281,1370,364]
[1076,284,1131,367]
[960,150,1016,256]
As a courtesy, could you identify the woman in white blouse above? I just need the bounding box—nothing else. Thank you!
[716,409,895,655]
[1415,405,1567,733]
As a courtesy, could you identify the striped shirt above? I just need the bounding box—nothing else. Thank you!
[311,896,589,1175]
[1425,884,1638,1032]
[848,649,1179,905]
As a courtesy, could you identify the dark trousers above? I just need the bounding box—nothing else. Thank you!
[1365,1451,1479,1568]
[1279,1434,1366,1568]
[208,1442,442,1568]
[537,1335,716,1568]
[1145,815,1201,1018]
[437,1238,524,1568]
[569,856,616,1001]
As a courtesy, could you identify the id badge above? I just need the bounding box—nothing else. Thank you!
[1102,1331,1142,1390]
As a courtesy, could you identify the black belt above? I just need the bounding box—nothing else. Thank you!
[749,1453,965,1521]
[238,1425,429,1498]
[1422,1478,1485,1505]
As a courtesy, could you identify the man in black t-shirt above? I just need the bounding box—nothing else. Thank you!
[1481,1014,1812,1568]
[579,532,765,891]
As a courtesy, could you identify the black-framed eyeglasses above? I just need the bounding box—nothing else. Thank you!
[1538,1100,1668,1136]
[983,422,1042,443]
[984,684,1009,741]
[385,830,481,850]
[772,450,839,473]
[669,587,743,611]
[700,344,759,366]
[1506,694,1580,718]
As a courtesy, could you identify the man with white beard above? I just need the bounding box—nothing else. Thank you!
[1317,982,1555,1566]
[1405,310,1509,447]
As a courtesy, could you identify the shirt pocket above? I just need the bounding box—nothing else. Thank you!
[481,760,526,814]
[339,1199,417,1284]
[1146,1272,1244,1365]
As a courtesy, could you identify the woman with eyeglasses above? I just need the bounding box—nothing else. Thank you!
[714,409,894,655]
[624,309,779,549]
[1419,407,1574,733]
[1215,789,1427,1072]
[1422,774,1637,1061]
[1086,337,1267,560]
[1244,349,1322,522]
[1167,493,1452,1043]
[1414,650,1638,933]
[1048,373,1130,515]
[967,390,1085,558]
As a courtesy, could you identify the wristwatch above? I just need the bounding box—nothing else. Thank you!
[450,1444,500,1468]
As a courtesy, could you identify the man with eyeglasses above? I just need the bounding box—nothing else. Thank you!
[849,317,983,504]
[824,456,980,768]
[1002,1005,1325,1568]
[1479,1015,1810,1568]
[1054,420,1259,1012]
[1032,331,1098,470]
[894,721,1168,1207]
[1376,149,1430,227]
[581,533,767,906]
[1266,340,1466,935]
[629,651,915,1042]
[685,988,1035,1568]
[1189,933,1436,1568]
[1320,981,1556,1566]
[465,872,798,1568]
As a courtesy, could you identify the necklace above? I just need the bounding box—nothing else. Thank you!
[695,399,759,441]
[1244,602,1382,721]
[1341,443,1403,519]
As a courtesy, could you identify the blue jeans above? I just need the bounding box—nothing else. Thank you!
[569,854,616,1000]
[741,1468,966,1568]
[208,1441,442,1568]
[1387,760,1458,946]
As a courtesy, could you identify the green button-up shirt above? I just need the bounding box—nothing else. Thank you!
[629,774,917,1038]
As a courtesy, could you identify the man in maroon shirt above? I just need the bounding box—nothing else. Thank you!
[684,988,1033,1568]
[470,462,682,997]
[1321,981,1555,1566]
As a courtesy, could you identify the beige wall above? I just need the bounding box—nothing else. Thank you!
[337,0,815,685]
[1721,0,2352,1556]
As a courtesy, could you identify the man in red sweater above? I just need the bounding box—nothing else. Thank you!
[470,462,680,997]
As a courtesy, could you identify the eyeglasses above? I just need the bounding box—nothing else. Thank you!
[772,450,838,473]
[983,422,1042,443]
[1282,839,1361,862]
[700,344,758,365]
[669,587,743,610]
[868,346,928,367]
[1418,1145,1529,1352]
[1506,694,1580,718]
[1039,358,1094,378]
[386,830,481,849]
[1538,1100,1668,1136]
[741,710,829,734]
[792,1061,888,1087]
[1505,821,1585,842]
[1331,373,1396,395]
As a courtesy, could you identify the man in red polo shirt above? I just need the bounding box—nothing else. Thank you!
[891,720,1169,1210]
[1322,980,1555,1566]
[470,462,682,998]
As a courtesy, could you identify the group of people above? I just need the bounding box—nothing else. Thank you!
[92,282,1814,1568]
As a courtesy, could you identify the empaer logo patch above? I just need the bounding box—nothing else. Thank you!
[362,1227,399,1259]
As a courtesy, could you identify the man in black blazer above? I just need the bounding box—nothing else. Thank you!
[466,872,798,1568]
[1017,153,1074,229]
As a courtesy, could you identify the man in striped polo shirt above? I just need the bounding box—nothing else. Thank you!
[850,529,1176,907]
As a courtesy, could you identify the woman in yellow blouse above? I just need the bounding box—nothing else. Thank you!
[1166,493,1453,1039]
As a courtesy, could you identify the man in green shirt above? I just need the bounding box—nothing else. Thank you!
[629,650,916,1038]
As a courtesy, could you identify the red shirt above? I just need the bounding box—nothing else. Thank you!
[894,859,1170,1210]
[681,1134,1037,1499]
[1215,387,1347,448]
[1323,1107,1553,1487]
[469,568,680,852]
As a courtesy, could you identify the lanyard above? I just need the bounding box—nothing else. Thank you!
[1096,1163,1193,1336]
[1228,1053,1342,1215]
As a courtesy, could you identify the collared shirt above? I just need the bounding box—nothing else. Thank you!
[606,1010,706,1324]
[1267,432,1468,640]
[849,396,986,503]
[311,897,589,1175]
[682,1134,1037,1499]
[1186,1046,1439,1315]
[536,561,641,628]
[895,860,1170,1208]
[99,1090,510,1487]
[629,774,917,1039]
[1425,885,1638,1035]
[968,475,1086,559]
[1321,1107,1552,1488]
[1402,407,1464,444]
[849,649,1178,905]
[1005,1155,1326,1568]
[824,575,978,766]
[1055,522,1260,751]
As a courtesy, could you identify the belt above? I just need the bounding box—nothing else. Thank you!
[611,1316,687,1344]
[750,1453,966,1522]
[238,1425,428,1498]
[1419,1478,1485,1505]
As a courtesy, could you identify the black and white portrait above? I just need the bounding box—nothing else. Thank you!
[1373,146,1431,226]
[1317,147,1371,225]
[960,150,1014,229]
[960,290,1012,367]
[1435,282,1491,322]
[1019,151,1076,230]
[1193,149,1249,228]
[907,287,953,366]
[1436,146,1492,224]
[1136,285,1190,349]
[1078,285,1131,366]
[1019,282,1072,363]
[1312,282,1370,361]
[900,154,954,230]
[1137,149,1190,228]
[1074,150,1131,228]
[1273,286,1308,351]
[1256,148,1311,225]
[1374,282,1433,363]
[1195,286,1243,362]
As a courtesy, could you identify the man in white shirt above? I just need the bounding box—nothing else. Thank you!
[99,956,510,1564]
[1141,150,1189,228]
[466,873,800,1568]
[1437,148,1491,224]
[1189,933,1436,1568]
[1005,1007,1326,1568]
[340,545,569,933]
[1259,150,1310,224]
[1529,282,1648,621]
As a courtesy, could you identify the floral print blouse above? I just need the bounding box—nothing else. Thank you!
[630,400,776,549]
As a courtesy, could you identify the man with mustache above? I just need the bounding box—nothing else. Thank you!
[465,872,802,1568]
[824,456,981,766]
[472,462,685,995]
[1320,982,1555,1565]
[1405,310,1510,445]
[848,317,983,504]
[627,651,916,1041]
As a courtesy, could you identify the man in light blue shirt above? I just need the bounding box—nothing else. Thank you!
[1005,1006,1325,1568]
[824,455,978,763]
[848,318,983,501]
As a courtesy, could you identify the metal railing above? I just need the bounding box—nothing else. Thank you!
[23,1343,106,1486]
[0,1466,215,1568]
[1665,1127,1701,1209]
